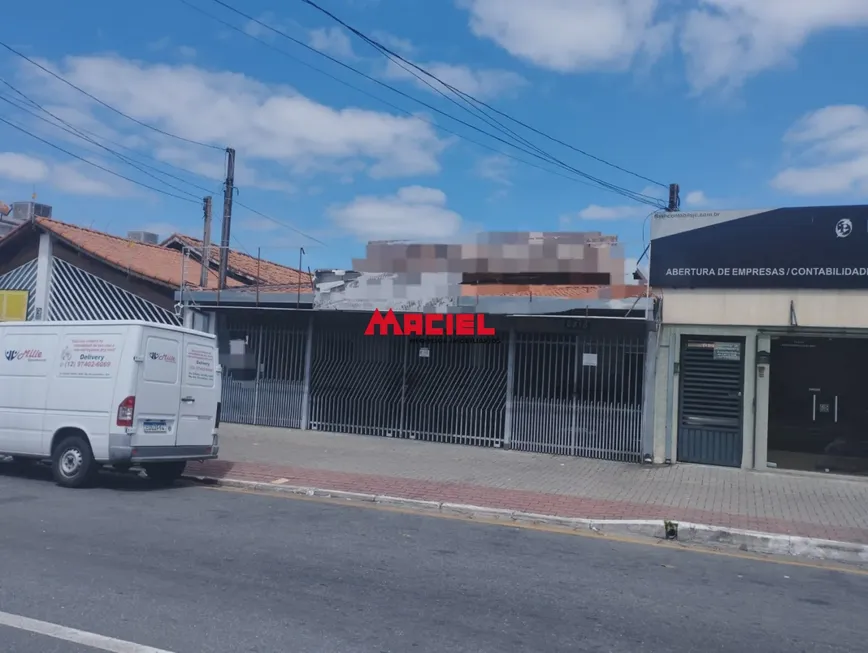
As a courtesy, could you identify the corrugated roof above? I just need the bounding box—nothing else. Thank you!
[161,233,311,287]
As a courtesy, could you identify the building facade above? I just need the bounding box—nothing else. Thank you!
[649,205,868,476]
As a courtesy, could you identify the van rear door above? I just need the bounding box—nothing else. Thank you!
[132,330,181,448]
[176,334,218,447]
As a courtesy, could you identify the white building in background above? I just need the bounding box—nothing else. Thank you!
[649,204,868,477]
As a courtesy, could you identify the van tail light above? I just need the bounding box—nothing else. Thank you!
[117,396,135,427]
[215,402,221,428]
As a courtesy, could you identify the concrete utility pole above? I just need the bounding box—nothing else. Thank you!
[218,147,236,289]
[200,196,212,287]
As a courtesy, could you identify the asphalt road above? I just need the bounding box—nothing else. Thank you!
[1,463,866,653]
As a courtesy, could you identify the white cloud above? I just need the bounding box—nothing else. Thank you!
[0,152,131,197]
[383,59,526,100]
[177,46,197,59]
[460,0,672,73]
[329,186,463,241]
[0,152,50,183]
[243,12,286,40]
[16,55,447,182]
[576,204,649,220]
[684,190,709,206]
[51,161,129,197]
[771,105,868,196]
[148,37,197,59]
[475,154,512,185]
[309,27,355,59]
[372,31,415,55]
[239,216,280,232]
[461,0,868,93]
[681,0,868,93]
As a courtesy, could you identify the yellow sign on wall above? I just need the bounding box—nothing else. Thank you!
[0,290,29,321]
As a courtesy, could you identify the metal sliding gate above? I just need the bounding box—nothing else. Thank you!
[218,311,647,461]
[308,312,507,445]
[510,332,646,461]
[219,312,308,428]
[309,312,404,436]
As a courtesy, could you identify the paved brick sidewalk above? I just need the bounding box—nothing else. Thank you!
[187,424,868,544]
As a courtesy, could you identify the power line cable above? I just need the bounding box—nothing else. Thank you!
[364,48,616,199]
[1,77,323,245]
[0,94,203,201]
[234,199,326,245]
[299,0,667,189]
[194,0,662,207]
[0,41,224,151]
[215,0,658,205]
[0,80,219,197]
[0,114,201,204]
[175,0,652,201]
[297,6,662,206]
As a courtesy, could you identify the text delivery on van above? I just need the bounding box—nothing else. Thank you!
[0,320,221,488]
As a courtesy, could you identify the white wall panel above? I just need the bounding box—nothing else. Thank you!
[661,289,868,328]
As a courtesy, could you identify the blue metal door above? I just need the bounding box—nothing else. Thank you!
[677,336,745,467]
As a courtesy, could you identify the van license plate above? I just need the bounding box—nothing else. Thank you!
[143,420,168,434]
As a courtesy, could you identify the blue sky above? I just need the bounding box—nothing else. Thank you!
[2,0,867,277]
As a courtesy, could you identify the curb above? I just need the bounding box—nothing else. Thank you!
[185,474,868,565]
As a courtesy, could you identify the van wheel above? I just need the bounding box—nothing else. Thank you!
[144,461,187,485]
[52,435,99,488]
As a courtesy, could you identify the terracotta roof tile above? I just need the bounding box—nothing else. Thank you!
[36,217,243,289]
[224,282,313,294]
[162,233,311,286]
[460,284,651,299]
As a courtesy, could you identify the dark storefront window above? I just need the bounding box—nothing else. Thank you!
[768,336,868,476]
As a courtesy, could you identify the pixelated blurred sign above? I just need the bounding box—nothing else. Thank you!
[0,290,29,321]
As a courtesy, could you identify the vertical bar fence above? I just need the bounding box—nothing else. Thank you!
[218,311,647,462]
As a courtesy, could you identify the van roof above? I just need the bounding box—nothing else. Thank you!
[2,320,216,339]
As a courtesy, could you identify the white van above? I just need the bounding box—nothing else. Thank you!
[0,320,220,488]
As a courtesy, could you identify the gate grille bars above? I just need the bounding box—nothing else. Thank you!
[219,312,647,462]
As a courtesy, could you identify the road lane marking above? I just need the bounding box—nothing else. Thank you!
[0,611,177,653]
[205,485,868,577]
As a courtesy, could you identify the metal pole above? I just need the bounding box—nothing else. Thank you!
[664,330,676,463]
[256,247,261,307]
[252,324,263,426]
[296,247,304,309]
[300,312,314,430]
[200,196,212,287]
[218,148,235,289]
[503,327,516,449]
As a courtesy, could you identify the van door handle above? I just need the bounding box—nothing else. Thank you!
[182,396,195,403]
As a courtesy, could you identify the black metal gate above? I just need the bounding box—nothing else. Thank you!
[677,336,745,467]
[403,338,507,447]
[308,312,404,437]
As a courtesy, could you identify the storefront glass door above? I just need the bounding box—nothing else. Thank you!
[768,336,868,475]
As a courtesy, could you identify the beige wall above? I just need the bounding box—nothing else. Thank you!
[651,324,758,468]
[661,289,868,328]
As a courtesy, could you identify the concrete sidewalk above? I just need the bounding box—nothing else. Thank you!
[187,424,868,561]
